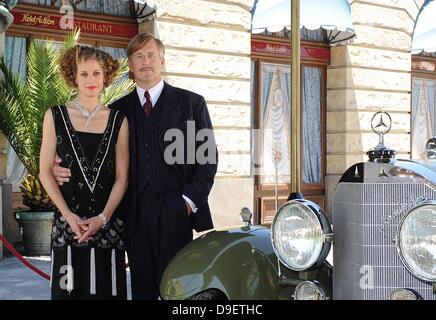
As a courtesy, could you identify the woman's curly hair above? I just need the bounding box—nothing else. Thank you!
[59,45,120,89]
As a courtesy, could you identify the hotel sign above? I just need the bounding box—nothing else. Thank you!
[412,59,436,73]
[251,40,330,61]
[11,9,137,38]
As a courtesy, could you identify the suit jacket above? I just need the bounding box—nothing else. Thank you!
[109,82,218,235]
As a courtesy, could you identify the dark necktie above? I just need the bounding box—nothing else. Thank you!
[143,91,152,116]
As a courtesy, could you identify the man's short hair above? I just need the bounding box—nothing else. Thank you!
[127,33,165,59]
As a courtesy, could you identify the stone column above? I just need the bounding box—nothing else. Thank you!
[325,0,425,216]
[139,0,256,228]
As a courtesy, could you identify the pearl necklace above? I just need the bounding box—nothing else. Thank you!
[73,99,104,127]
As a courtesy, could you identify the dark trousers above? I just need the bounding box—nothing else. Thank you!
[126,192,193,300]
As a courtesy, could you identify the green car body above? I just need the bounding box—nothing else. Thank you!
[159,225,332,300]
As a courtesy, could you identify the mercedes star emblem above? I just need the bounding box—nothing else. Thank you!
[371,111,392,136]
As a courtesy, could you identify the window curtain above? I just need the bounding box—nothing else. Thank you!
[412,77,436,159]
[302,66,322,184]
[258,63,323,185]
[261,69,273,121]
[250,60,257,177]
[4,36,27,192]
[260,63,291,184]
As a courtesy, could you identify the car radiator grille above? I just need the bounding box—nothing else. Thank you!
[333,182,436,300]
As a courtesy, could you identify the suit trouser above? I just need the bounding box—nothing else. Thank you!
[126,192,193,300]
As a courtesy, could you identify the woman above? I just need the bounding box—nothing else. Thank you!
[39,45,129,300]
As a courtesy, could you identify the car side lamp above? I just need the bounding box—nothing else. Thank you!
[239,207,252,228]
[426,137,436,159]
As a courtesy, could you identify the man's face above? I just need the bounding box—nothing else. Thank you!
[128,39,164,86]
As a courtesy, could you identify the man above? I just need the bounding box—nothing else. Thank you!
[53,33,217,299]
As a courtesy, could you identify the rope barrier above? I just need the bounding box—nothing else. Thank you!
[0,233,50,280]
[0,234,129,282]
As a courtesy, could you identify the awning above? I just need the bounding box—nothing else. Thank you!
[251,0,355,44]
[412,0,436,54]
[0,2,15,34]
[131,0,157,21]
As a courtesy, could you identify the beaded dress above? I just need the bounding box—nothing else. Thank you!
[49,105,126,300]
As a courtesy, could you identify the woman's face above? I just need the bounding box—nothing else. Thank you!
[75,58,105,98]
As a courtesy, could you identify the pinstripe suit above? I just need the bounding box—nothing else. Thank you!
[109,82,217,299]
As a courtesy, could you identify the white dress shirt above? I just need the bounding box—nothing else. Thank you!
[135,80,198,214]
[136,79,164,107]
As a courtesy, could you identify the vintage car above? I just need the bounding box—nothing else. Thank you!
[159,112,436,300]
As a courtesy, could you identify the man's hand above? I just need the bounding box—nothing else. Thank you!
[185,201,192,216]
[52,155,71,186]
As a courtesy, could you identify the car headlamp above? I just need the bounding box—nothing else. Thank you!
[293,281,328,300]
[389,289,421,300]
[397,201,436,282]
[271,199,332,271]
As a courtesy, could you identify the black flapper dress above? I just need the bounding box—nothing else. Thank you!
[49,105,127,300]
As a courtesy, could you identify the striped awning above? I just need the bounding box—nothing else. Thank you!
[412,0,436,54]
[251,0,356,44]
[0,3,14,34]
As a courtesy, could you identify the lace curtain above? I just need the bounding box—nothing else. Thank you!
[260,63,291,184]
[412,77,436,159]
[257,62,322,184]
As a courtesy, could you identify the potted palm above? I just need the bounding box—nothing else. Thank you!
[0,29,134,256]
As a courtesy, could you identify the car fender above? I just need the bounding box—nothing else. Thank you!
[159,225,286,300]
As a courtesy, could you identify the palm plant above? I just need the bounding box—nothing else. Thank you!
[0,29,135,211]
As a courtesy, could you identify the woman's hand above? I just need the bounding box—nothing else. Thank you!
[77,216,105,243]
[64,212,88,241]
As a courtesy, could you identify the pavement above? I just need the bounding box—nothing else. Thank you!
[0,253,131,300]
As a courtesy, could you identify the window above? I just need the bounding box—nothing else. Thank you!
[411,77,436,159]
[411,54,436,159]
[259,62,291,185]
[251,35,328,224]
